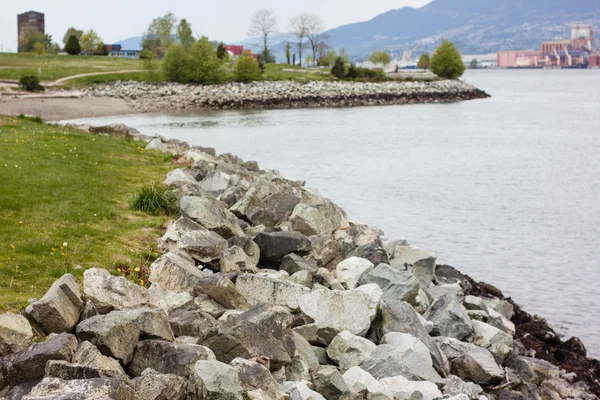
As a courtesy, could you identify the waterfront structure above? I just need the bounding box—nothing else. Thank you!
[108,45,141,59]
[17,11,45,43]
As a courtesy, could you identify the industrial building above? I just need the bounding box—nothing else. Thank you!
[17,11,45,45]
[497,25,599,68]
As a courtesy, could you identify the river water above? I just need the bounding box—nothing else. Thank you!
[66,69,600,358]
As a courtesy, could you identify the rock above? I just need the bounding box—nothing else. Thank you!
[128,340,215,377]
[290,204,333,236]
[76,313,140,364]
[441,375,483,400]
[341,366,391,400]
[482,298,514,320]
[132,370,187,400]
[487,308,516,336]
[149,250,205,295]
[195,273,250,310]
[355,284,383,322]
[432,337,478,361]
[389,246,437,289]
[25,274,83,334]
[359,264,419,305]
[350,241,389,267]
[24,377,135,399]
[228,236,261,266]
[0,312,33,356]
[374,299,449,378]
[146,138,170,153]
[164,168,198,187]
[314,269,344,291]
[180,196,244,239]
[44,359,105,380]
[426,283,464,302]
[280,253,318,275]
[379,375,443,400]
[298,289,373,336]
[294,324,340,347]
[81,300,99,322]
[0,333,77,391]
[305,236,340,268]
[148,283,194,314]
[292,331,320,368]
[110,307,174,342]
[160,217,205,252]
[236,274,311,310]
[72,341,128,379]
[471,320,513,361]
[168,309,218,340]
[83,268,148,314]
[230,357,287,400]
[310,365,348,400]
[200,171,238,195]
[264,192,302,223]
[203,304,296,367]
[335,257,374,289]
[450,347,505,385]
[289,270,314,288]
[511,356,560,384]
[281,381,327,400]
[219,246,258,273]
[230,187,259,219]
[286,355,311,382]
[254,231,312,265]
[327,331,376,370]
[423,294,473,341]
[191,360,244,400]
[179,229,228,263]
[193,294,228,319]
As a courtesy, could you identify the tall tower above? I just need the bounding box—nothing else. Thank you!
[17,11,45,46]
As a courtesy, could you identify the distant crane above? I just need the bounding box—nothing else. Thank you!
[402,42,421,62]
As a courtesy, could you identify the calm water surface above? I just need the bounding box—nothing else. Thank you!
[67,69,600,358]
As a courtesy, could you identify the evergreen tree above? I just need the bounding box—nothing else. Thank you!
[216,43,228,59]
[331,56,345,79]
[65,35,81,55]
[417,53,430,70]
[430,40,466,79]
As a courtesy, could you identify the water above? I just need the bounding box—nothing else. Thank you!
[66,69,600,358]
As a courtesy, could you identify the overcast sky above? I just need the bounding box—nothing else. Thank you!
[1,0,431,52]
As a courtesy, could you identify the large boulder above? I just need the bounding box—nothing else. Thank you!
[471,320,513,361]
[280,253,318,275]
[254,231,312,265]
[191,360,244,400]
[290,204,333,236]
[164,168,199,188]
[292,331,320,368]
[179,229,228,263]
[306,236,340,269]
[219,246,258,274]
[327,331,376,370]
[389,245,437,289]
[109,307,174,342]
[236,274,311,310]
[450,347,505,385]
[72,341,128,379]
[200,171,238,195]
[132,370,187,400]
[194,273,250,310]
[168,309,218,340]
[26,274,83,334]
[24,377,135,400]
[0,333,77,391]
[359,264,419,305]
[203,304,296,367]
[423,294,473,341]
[76,313,140,364]
[432,337,478,361]
[128,340,215,377]
[310,365,348,400]
[230,357,287,400]
[281,381,326,400]
[341,366,392,400]
[148,283,194,315]
[335,257,374,289]
[180,196,244,239]
[298,289,374,337]
[149,251,205,295]
[0,312,33,356]
[379,375,443,400]
[147,138,170,154]
[83,268,148,314]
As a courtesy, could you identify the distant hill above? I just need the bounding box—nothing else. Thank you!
[324,0,600,59]
[115,37,143,51]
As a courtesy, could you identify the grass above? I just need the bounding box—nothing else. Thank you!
[55,72,164,89]
[130,185,179,216]
[0,116,174,310]
[262,64,331,81]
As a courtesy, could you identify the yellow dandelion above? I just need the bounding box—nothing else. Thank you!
[61,252,66,256]
[117,268,122,273]
[19,221,22,224]
[139,279,144,285]
[51,248,55,252]
[10,245,15,249]
[134,267,141,272]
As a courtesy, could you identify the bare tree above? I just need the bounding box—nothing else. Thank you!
[288,13,311,67]
[305,14,326,67]
[248,9,278,62]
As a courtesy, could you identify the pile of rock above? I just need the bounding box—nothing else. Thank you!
[91,80,489,112]
[1,139,597,400]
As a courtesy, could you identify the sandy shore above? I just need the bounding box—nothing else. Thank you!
[0,95,139,121]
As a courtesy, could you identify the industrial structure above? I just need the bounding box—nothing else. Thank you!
[497,25,599,68]
[17,11,45,49]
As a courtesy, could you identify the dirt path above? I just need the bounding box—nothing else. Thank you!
[45,70,142,87]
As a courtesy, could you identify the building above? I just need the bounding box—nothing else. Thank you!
[17,11,45,43]
[225,45,244,56]
[108,45,141,59]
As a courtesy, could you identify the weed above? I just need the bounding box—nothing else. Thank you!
[130,185,180,216]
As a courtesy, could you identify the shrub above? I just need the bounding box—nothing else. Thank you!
[139,49,154,60]
[430,40,466,80]
[331,57,345,79]
[347,64,358,79]
[369,51,392,67]
[19,75,45,92]
[234,53,262,82]
[130,185,179,216]
[163,43,189,83]
[187,38,225,84]
[216,43,228,60]
[93,42,109,56]
[17,114,44,123]
[65,35,81,55]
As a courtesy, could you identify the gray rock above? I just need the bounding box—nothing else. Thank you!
[146,138,170,154]
[72,341,128,379]
[281,381,327,400]
[160,217,205,252]
[149,251,205,295]
[292,331,320,368]
[80,300,99,322]
[432,337,478,361]
[0,333,77,391]
[389,245,437,289]
[230,357,287,400]
[441,375,483,400]
[426,283,464,302]
[24,377,135,399]
[194,273,250,310]
[45,359,105,380]
[132,370,187,400]
[327,331,376,370]
[179,229,228,263]
[305,235,340,268]
[26,274,83,334]
[200,171,238,195]
[451,347,505,385]
[228,236,261,266]
[148,283,194,314]
[83,268,148,314]
[286,355,311,382]
[128,340,215,377]
[254,231,312,265]
[230,187,260,219]
[289,270,314,288]
[76,313,140,364]
[359,264,419,305]
[341,366,391,400]
[0,312,33,356]
[290,204,333,236]
[483,298,514,320]
[193,294,228,319]
[236,274,311,310]
[219,246,258,274]
[471,320,513,361]
[314,346,329,365]
[294,324,340,347]
[192,360,244,400]
[511,356,560,384]
[424,294,473,341]
[164,168,198,187]
[280,253,318,275]
[180,196,244,239]
[168,309,218,340]
[110,307,174,342]
[298,289,373,337]
[310,365,348,400]
[335,257,374,289]
[379,375,443,400]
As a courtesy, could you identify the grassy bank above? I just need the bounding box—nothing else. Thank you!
[0,116,173,310]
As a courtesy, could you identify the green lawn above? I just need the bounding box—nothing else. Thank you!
[0,116,174,310]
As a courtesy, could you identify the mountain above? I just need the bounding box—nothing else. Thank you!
[324,0,600,59]
[115,36,143,51]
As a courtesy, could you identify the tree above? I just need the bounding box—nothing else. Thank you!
[331,56,345,79]
[285,43,291,65]
[260,49,275,64]
[33,42,45,56]
[469,58,479,69]
[369,51,391,67]
[248,9,278,65]
[177,19,194,48]
[186,37,224,84]
[63,28,83,47]
[163,43,188,82]
[93,42,109,56]
[19,26,46,52]
[65,35,81,55]
[81,30,102,54]
[429,40,466,80]
[305,14,326,67]
[289,14,310,67]
[234,53,262,82]
[144,12,178,52]
[216,43,228,59]
[339,48,350,64]
[417,53,430,70]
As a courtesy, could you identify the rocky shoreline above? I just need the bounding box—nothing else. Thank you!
[1,125,598,400]
[91,80,489,112]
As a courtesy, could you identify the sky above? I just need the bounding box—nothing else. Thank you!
[1,0,431,52]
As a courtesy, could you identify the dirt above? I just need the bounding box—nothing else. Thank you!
[436,265,600,397]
